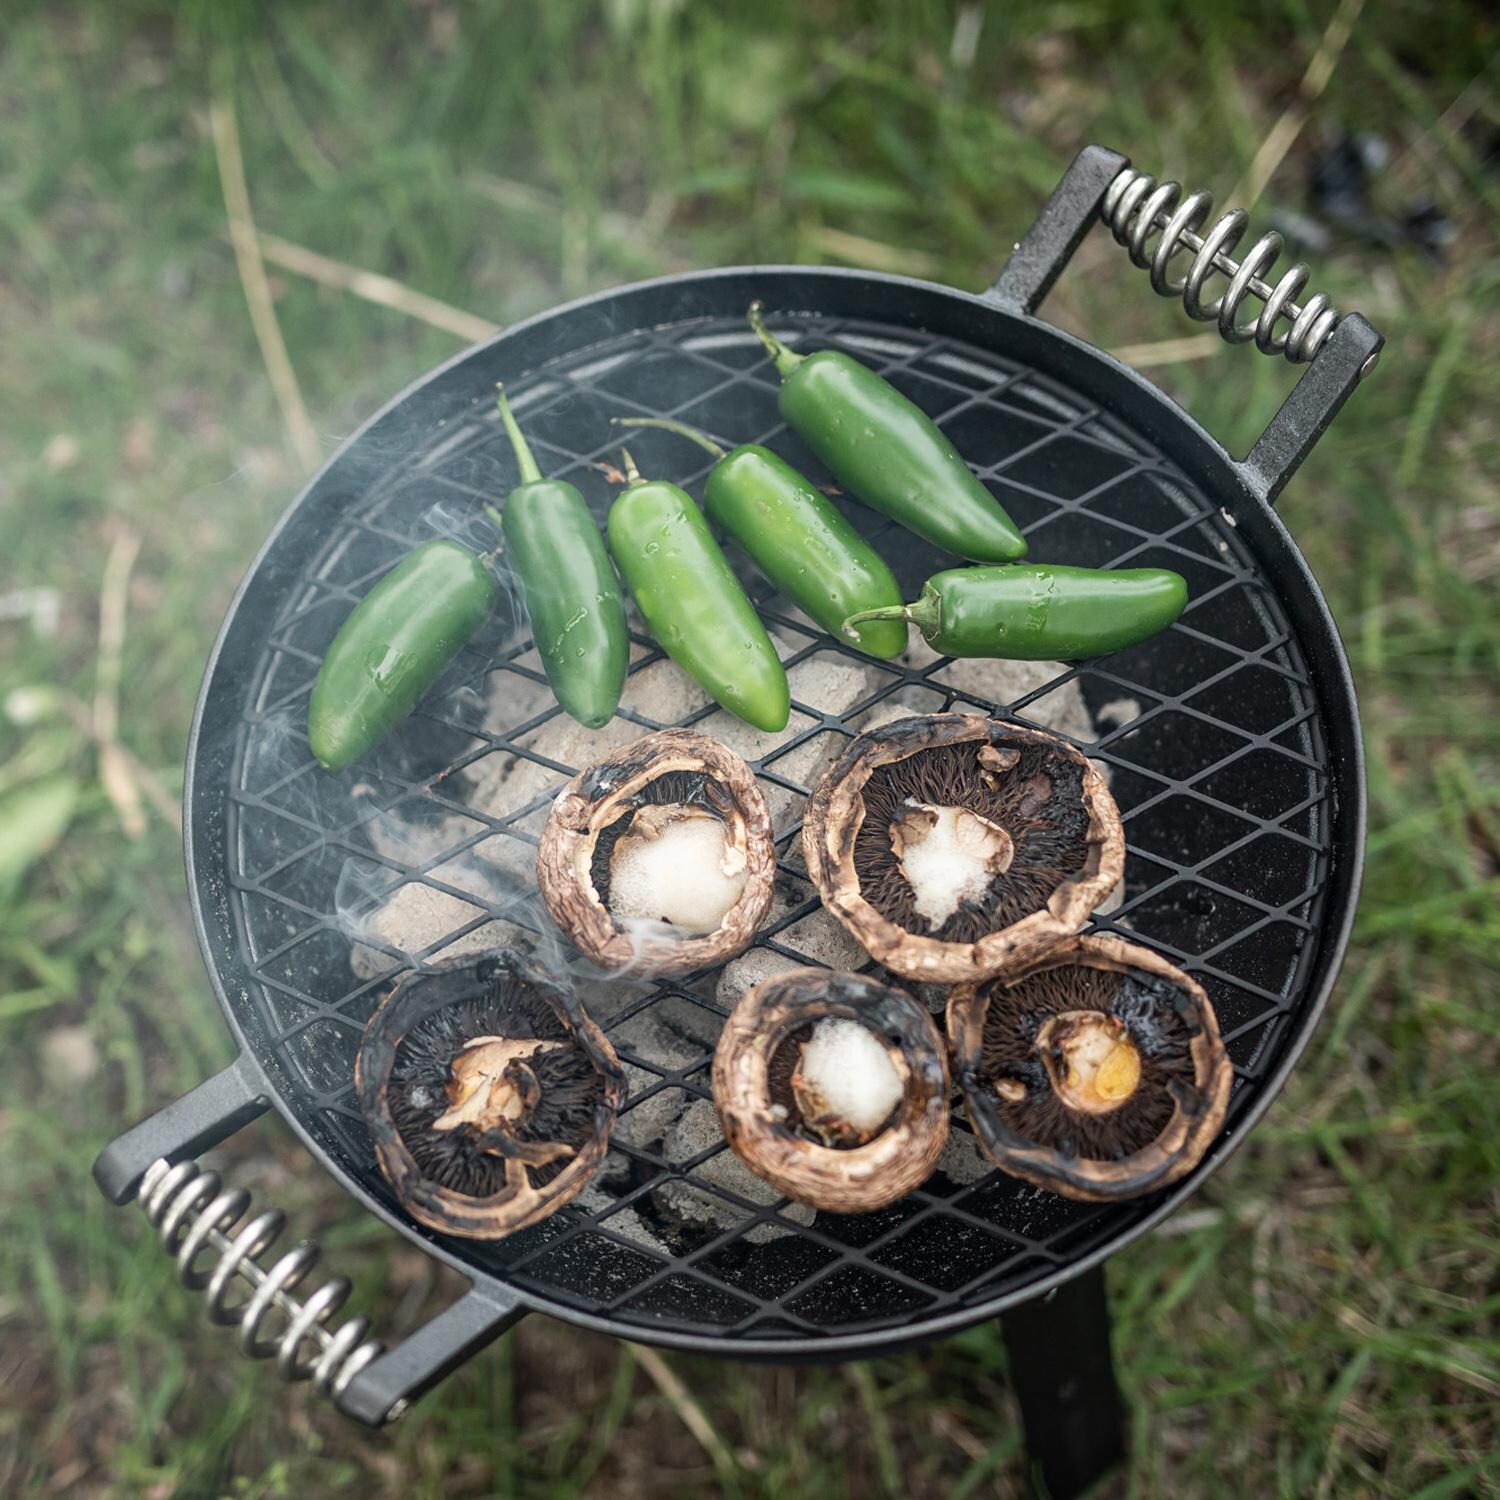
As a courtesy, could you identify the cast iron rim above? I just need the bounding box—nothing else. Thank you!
[182,264,1366,1358]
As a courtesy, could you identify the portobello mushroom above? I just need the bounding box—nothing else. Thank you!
[947,935,1232,1201]
[355,950,624,1239]
[713,968,950,1213]
[537,729,775,976]
[802,713,1122,983]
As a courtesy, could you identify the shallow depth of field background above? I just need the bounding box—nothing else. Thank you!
[1,3,1497,1496]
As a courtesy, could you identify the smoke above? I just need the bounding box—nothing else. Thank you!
[428,679,491,731]
[411,490,491,553]
[240,704,322,815]
[339,841,551,982]
[335,787,676,1023]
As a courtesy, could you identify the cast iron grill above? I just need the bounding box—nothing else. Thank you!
[96,147,1380,1423]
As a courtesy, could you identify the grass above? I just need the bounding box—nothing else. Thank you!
[2,1,1498,1494]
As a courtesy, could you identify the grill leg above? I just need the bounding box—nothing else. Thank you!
[1000,1267,1125,1499]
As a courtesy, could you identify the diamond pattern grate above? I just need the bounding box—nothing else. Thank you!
[215,308,1334,1344]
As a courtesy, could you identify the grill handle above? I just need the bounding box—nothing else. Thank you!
[92,1054,524,1426]
[336,1282,522,1426]
[92,1055,269,1203]
[989,143,1384,505]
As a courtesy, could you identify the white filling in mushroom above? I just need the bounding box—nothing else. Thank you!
[891,799,1014,929]
[792,1017,904,1142]
[609,807,748,935]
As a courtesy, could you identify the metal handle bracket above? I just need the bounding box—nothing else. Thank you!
[1241,311,1382,503]
[336,1282,525,1427]
[92,1053,269,1203]
[988,145,1129,316]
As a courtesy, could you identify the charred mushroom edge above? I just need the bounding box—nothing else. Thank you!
[356,950,625,1240]
[713,967,951,1213]
[803,713,1124,983]
[947,934,1232,1202]
[536,728,776,977]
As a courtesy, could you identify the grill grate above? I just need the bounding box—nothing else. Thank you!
[221,309,1329,1344]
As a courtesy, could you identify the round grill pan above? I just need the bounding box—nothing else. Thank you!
[94,147,1383,1424]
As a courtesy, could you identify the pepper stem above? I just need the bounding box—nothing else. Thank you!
[618,447,643,486]
[842,591,938,643]
[611,416,727,460]
[841,606,910,642]
[495,383,542,485]
[747,300,805,378]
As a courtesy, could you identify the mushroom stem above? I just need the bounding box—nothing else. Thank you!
[790,1018,904,1147]
[432,1036,565,1132]
[890,801,1014,930]
[1036,1011,1143,1116]
[609,805,747,935]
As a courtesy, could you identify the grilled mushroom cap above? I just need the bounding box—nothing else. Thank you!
[947,935,1231,1201]
[713,968,950,1213]
[536,729,775,977]
[355,950,625,1239]
[803,714,1123,983]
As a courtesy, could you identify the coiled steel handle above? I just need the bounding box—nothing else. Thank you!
[95,1059,524,1426]
[1101,166,1343,364]
[990,144,1384,503]
[138,1156,400,1419]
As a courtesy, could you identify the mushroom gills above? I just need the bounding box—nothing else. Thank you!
[387,994,605,1197]
[852,739,1092,945]
[891,800,1013,929]
[607,803,747,935]
[789,1017,905,1147]
[983,967,1194,1161]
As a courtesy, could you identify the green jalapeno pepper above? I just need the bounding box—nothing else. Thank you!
[747,301,1027,565]
[309,538,497,771]
[607,450,790,732]
[496,385,628,729]
[613,416,907,660]
[843,564,1188,660]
